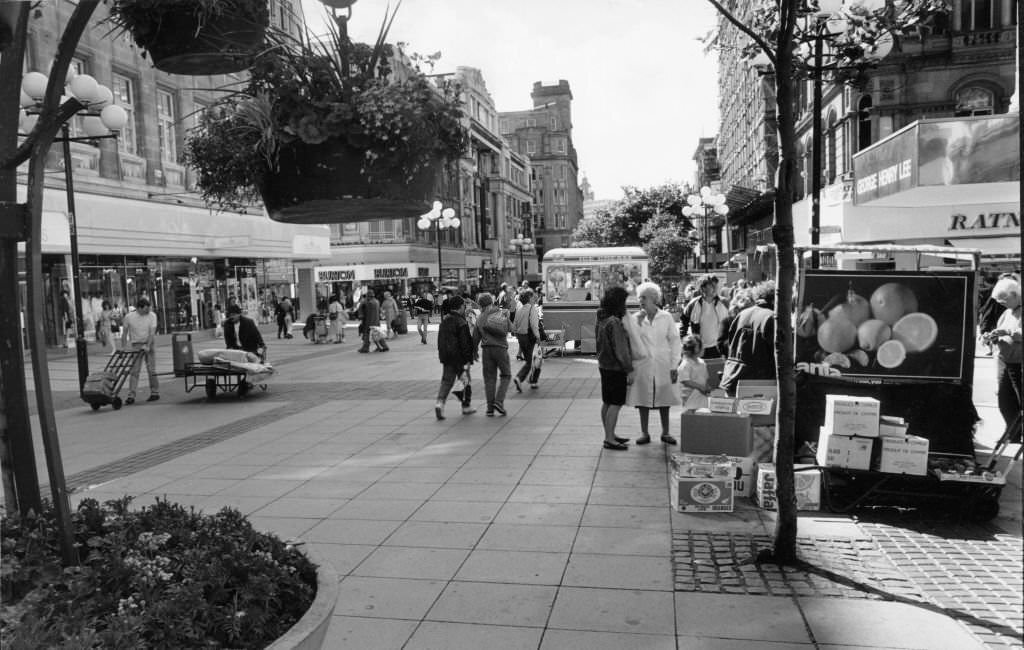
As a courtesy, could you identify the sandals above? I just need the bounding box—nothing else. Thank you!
[635,434,651,445]
[603,440,628,451]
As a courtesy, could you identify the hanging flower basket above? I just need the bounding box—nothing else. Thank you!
[182,6,469,220]
[259,139,441,224]
[107,0,269,76]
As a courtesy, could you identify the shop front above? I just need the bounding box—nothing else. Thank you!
[20,190,329,345]
[313,263,435,309]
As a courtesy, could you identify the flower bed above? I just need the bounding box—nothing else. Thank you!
[1,497,316,648]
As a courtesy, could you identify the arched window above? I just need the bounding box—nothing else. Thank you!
[826,110,838,184]
[954,85,995,116]
[857,95,873,151]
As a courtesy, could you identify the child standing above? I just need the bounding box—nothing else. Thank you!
[678,334,710,412]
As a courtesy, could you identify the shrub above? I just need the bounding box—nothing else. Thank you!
[1,497,316,649]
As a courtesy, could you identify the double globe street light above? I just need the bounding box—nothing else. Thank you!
[682,186,729,273]
[20,69,128,390]
[417,201,460,290]
[509,233,534,283]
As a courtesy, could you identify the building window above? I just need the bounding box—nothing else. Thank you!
[826,111,837,184]
[857,95,873,151]
[960,0,994,30]
[554,137,566,153]
[550,117,558,129]
[112,74,138,155]
[526,140,536,154]
[67,58,87,139]
[525,118,537,127]
[954,85,995,116]
[156,89,177,164]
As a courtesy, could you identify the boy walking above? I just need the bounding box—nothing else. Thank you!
[434,296,476,420]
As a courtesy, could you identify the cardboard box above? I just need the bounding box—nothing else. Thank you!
[755,463,821,511]
[708,396,737,413]
[824,395,881,438]
[736,398,775,425]
[671,473,735,512]
[875,434,929,475]
[735,380,778,402]
[878,416,909,438]
[680,412,752,457]
[671,453,756,498]
[817,428,873,470]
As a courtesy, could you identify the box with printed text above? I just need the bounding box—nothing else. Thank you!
[824,395,881,438]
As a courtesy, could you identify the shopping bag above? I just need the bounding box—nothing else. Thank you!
[528,344,543,384]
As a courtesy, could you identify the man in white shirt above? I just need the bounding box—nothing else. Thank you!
[681,274,730,359]
[122,297,159,404]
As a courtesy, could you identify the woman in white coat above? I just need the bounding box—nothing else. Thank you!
[626,282,682,445]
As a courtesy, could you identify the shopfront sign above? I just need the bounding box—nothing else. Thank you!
[853,115,1020,206]
[948,210,1019,232]
[314,264,419,283]
[292,233,331,257]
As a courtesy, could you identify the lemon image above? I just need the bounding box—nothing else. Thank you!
[870,283,919,325]
[876,339,907,369]
[892,312,938,353]
[857,319,892,352]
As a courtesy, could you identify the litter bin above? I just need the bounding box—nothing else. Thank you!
[172,332,195,377]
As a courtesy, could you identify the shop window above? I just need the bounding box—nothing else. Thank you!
[954,85,995,116]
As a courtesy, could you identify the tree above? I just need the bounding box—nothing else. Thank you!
[1,0,101,565]
[570,182,698,277]
[705,0,948,564]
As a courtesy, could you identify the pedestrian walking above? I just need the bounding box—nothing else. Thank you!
[380,291,399,339]
[275,298,295,339]
[626,282,681,445]
[212,303,224,339]
[358,292,388,353]
[596,286,634,450]
[414,290,434,344]
[95,299,115,350]
[473,293,512,416]
[434,295,477,420]
[328,295,347,343]
[121,297,159,404]
[511,289,542,392]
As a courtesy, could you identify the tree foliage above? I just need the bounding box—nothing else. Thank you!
[571,183,697,277]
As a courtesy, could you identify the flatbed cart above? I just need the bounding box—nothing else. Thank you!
[819,427,1021,522]
[182,360,271,400]
[82,349,145,411]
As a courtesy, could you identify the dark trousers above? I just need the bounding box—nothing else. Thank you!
[437,363,470,406]
[516,334,536,383]
[481,345,511,407]
[996,357,1023,439]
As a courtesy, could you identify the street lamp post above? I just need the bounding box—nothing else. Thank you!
[682,186,729,273]
[509,233,534,283]
[417,201,460,289]
[21,71,127,392]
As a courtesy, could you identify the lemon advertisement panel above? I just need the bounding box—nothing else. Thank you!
[796,271,973,383]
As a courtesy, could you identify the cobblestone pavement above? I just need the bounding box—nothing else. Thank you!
[860,518,1024,649]
[672,531,926,600]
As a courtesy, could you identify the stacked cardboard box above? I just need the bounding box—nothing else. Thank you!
[755,463,821,511]
[873,416,929,476]
[669,454,735,512]
[816,396,879,470]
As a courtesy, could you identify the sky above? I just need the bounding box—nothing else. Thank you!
[300,0,722,201]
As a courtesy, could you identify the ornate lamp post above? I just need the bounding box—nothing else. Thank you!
[682,186,729,273]
[20,70,127,391]
[417,201,460,289]
[509,233,534,283]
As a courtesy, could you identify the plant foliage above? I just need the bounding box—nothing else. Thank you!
[1,497,316,649]
[183,9,469,211]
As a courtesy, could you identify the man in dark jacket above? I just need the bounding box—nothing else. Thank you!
[223,304,266,358]
[434,295,476,419]
[719,282,776,396]
[358,292,388,353]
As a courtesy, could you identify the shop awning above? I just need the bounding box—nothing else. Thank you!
[946,237,1021,257]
